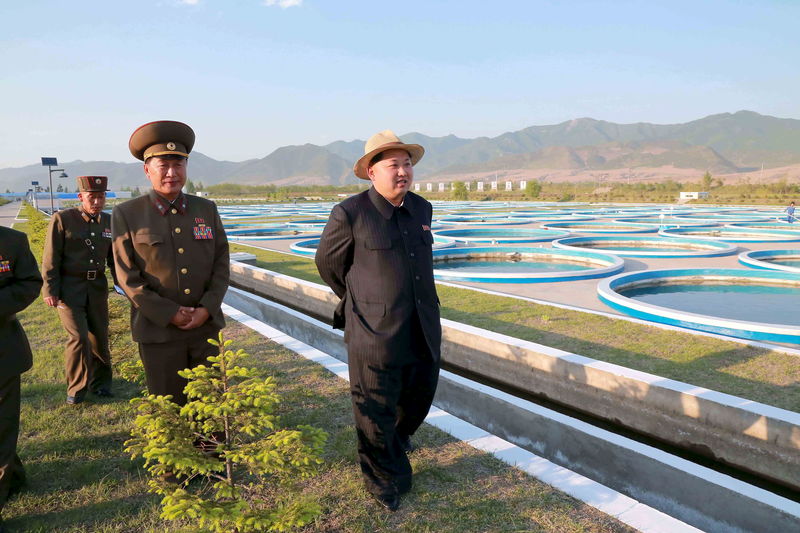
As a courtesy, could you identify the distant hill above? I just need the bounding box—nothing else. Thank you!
[2,110,800,192]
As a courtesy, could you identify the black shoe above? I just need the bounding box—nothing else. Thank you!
[93,389,114,398]
[66,395,84,405]
[399,434,416,454]
[371,490,400,512]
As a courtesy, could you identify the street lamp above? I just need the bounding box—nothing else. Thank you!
[41,157,68,214]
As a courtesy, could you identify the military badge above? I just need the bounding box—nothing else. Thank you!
[422,225,430,231]
[102,228,112,239]
[0,259,11,273]
[193,225,213,239]
[167,142,176,150]
[195,217,205,224]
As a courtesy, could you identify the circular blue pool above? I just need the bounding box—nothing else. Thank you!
[227,226,321,240]
[659,226,800,243]
[432,246,623,283]
[432,227,568,244]
[540,221,659,233]
[738,249,800,273]
[598,268,800,343]
[552,236,737,258]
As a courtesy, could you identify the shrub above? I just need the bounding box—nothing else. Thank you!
[126,333,327,533]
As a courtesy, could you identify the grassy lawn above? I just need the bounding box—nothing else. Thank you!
[230,243,800,413]
[5,221,633,531]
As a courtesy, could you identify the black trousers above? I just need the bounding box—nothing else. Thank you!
[348,315,440,497]
[139,334,219,406]
[0,375,25,516]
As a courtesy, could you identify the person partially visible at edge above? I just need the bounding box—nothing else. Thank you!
[41,176,118,405]
[786,201,796,223]
[111,120,229,407]
[0,226,43,532]
[315,130,442,512]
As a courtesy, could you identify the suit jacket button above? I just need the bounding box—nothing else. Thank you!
[410,252,415,257]
[171,208,178,214]
[184,288,191,294]
[178,248,185,254]
[174,227,182,234]
[181,268,188,274]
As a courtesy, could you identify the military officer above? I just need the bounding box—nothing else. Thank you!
[0,226,43,531]
[315,130,441,512]
[112,120,229,406]
[42,176,117,404]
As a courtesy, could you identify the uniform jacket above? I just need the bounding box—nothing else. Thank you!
[42,208,116,305]
[111,190,229,343]
[315,187,441,362]
[0,227,43,377]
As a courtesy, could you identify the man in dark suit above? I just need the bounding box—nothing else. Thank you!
[42,176,117,404]
[315,130,441,512]
[0,226,43,531]
[112,120,229,406]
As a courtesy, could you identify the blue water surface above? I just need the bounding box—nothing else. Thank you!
[620,284,800,325]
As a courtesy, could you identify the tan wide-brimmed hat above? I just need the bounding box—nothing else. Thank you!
[129,120,195,161]
[353,130,424,179]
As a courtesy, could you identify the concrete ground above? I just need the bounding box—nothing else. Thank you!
[230,221,800,317]
[0,200,24,228]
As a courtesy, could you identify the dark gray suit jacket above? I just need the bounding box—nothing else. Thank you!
[315,187,441,363]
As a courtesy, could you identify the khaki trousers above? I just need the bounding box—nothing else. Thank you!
[57,292,112,398]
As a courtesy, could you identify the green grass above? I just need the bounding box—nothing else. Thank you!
[230,243,800,412]
[5,235,634,531]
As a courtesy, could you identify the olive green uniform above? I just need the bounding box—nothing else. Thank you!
[42,208,116,399]
[111,190,229,404]
[0,227,42,517]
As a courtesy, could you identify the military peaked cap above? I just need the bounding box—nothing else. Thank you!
[78,176,109,192]
[129,120,195,161]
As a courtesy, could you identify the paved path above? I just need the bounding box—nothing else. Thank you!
[0,200,24,228]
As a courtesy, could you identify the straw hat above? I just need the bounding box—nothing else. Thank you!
[353,130,424,179]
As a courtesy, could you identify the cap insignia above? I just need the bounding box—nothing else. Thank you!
[95,178,102,184]
[166,142,176,150]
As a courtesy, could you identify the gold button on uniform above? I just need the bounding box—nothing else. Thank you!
[171,208,177,214]
[174,227,181,234]
[180,268,188,274]
[178,248,185,254]
[184,288,191,294]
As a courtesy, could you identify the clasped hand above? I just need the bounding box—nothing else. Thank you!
[169,306,210,330]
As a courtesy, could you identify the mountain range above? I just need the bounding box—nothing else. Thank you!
[3,110,800,192]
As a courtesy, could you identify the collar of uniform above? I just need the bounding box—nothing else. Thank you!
[79,209,98,223]
[149,190,187,216]
[368,186,414,219]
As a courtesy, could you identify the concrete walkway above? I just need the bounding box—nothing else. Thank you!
[0,200,25,228]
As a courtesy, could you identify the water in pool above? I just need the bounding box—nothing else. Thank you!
[766,258,800,267]
[434,258,589,273]
[620,283,800,325]
[572,244,700,252]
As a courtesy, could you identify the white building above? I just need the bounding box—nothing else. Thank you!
[679,191,709,200]
[438,183,446,192]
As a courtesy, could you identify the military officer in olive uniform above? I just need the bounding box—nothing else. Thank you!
[112,120,229,405]
[42,176,117,404]
[0,226,43,530]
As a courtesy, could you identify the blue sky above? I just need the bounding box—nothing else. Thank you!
[1,0,798,167]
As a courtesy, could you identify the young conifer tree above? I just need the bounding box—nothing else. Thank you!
[125,333,327,533]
